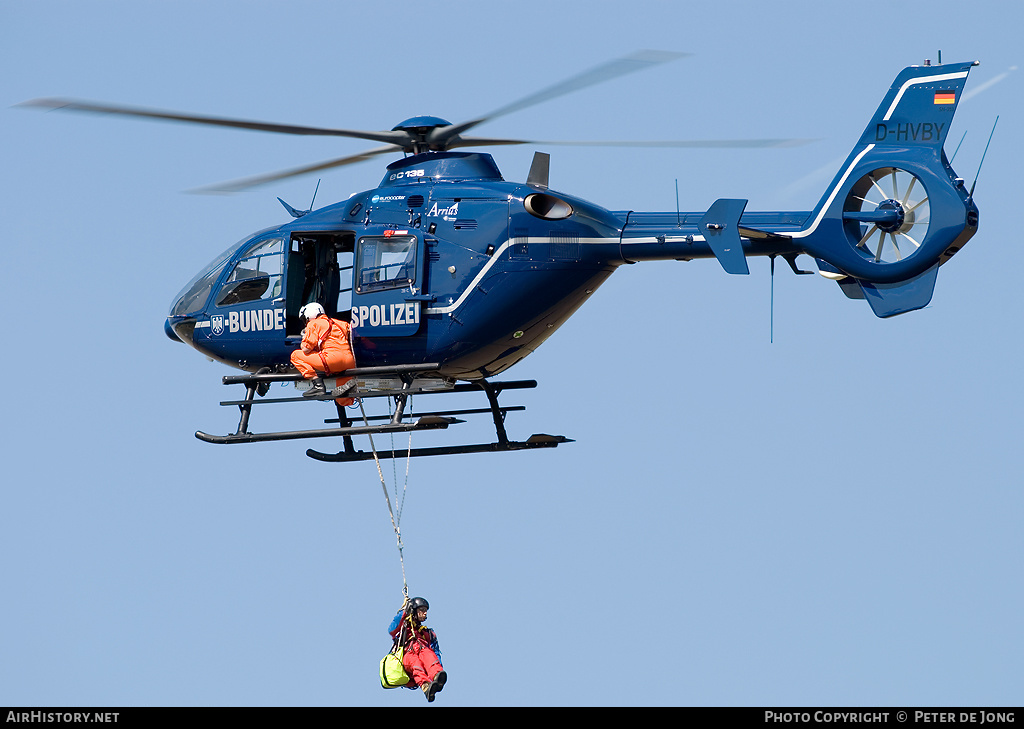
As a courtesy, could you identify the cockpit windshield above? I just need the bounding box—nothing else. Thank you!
[169,230,274,317]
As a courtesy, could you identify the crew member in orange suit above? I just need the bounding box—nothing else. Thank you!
[290,302,356,404]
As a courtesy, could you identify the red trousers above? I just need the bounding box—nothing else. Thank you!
[402,642,442,687]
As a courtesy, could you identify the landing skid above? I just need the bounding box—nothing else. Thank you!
[306,434,569,462]
[194,364,573,460]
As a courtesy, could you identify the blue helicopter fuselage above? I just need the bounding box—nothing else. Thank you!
[166,151,667,379]
[165,109,977,380]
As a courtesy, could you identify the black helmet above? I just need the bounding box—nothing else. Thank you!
[408,597,429,612]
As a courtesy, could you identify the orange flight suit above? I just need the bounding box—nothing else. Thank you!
[290,314,356,405]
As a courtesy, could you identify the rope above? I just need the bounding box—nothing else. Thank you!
[770,254,775,344]
[387,402,413,525]
[396,399,413,525]
[358,395,414,600]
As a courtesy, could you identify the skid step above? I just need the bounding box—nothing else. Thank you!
[221,363,442,385]
[325,405,525,424]
[219,378,539,406]
[195,415,458,445]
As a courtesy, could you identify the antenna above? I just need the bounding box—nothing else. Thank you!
[769,255,775,344]
[949,129,968,164]
[309,178,321,211]
[969,116,999,198]
[675,179,681,226]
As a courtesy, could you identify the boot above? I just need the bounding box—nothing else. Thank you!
[432,670,447,695]
[421,682,434,702]
[302,377,326,398]
[425,670,446,702]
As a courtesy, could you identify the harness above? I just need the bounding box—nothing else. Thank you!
[317,317,335,374]
[310,315,348,375]
[399,615,435,651]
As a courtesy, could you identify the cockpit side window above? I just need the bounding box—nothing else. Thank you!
[216,237,284,307]
[355,235,417,292]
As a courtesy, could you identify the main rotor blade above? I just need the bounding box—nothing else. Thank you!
[430,50,690,146]
[532,138,819,148]
[447,135,818,149]
[19,98,410,146]
[189,145,400,194]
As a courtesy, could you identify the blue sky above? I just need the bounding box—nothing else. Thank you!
[2,0,1021,707]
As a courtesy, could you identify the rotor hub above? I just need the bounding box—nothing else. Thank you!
[875,199,906,233]
[391,116,455,154]
[391,116,452,132]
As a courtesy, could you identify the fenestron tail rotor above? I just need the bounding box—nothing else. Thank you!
[843,167,931,264]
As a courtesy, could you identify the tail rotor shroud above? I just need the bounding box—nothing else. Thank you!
[843,167,931,265]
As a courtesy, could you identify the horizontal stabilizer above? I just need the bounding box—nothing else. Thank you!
[858,263,939,318]
[699,198,749,274]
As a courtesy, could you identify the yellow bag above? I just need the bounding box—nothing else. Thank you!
[380,647,411,689]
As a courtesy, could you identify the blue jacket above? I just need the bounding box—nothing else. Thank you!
[389,608,442,664]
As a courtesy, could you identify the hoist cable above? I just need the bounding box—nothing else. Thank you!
[396,399,413,525]
[357,393,417,601]
[388,418,399,502]
[359,397,408,599]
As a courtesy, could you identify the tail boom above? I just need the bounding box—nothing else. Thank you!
[615,61,980,315]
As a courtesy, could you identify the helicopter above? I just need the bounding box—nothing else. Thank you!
[23,53,981,462]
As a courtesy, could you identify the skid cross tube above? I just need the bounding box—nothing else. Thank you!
[202,363,442,442]
[480,380,510,446]
[390,374,414,425]
[197,368,572,460]
[234,381,258,436]
[306,378,572,462]
[334,400,357,456]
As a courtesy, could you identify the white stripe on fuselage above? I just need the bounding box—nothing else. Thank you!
[756,70,970,241]
[883,70,969,120]
[783,145,874,240]
[424,236,611,315]
[429,73,969,315]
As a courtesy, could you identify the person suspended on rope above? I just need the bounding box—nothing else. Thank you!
[290,302,356,404]
[388,596,447,702]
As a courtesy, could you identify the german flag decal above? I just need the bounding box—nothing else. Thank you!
[934,91,957,105]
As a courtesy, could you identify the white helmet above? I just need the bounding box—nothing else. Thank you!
[299,302,325,321]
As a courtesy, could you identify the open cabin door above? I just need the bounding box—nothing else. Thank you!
[351,228,428,337]
[285,231,355,336]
